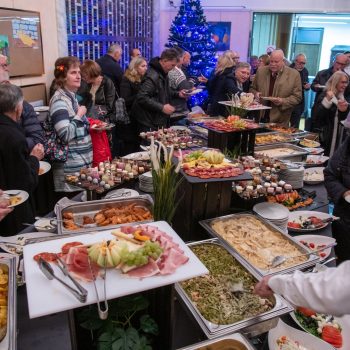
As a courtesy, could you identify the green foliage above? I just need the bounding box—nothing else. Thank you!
[78,295,158,350]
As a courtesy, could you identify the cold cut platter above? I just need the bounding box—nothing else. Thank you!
[23,221,208,318]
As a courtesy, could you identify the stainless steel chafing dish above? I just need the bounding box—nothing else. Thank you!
[254,143,309,162]
[0,255,16,350]
[255,132,299,146]
[199,213,319,277]
[177,332,255,350]
[56,196,153,235]
[175,239,292,339]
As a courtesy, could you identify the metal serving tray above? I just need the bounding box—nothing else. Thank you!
[175,239,292,339]
[0,255,17,350]
[56,196,153,235]
[199,213,319,277]
[254,143,309,162]
[255,132,299,146]
[177,332,256,350]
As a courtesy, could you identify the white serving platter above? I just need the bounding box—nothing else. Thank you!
[23,221,208,319]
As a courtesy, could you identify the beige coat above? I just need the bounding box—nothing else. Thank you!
[250,65,302,125]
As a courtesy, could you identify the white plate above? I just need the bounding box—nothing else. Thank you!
[288,211,332,232]
[23,221,208,319]
[0,231,57,255]
[305,155,329,166]
[39,161,51,175]
[304,147,324,155]
[345,195,350,203]
[3,190,29,208]
[296,234,336,260]
[103,188,140,200]
[268,318,334,350]
[122,151,150,161]
[170,125,190,132]
[304,167,325,185]
[291,312,349,350]
[253,202,289,220]
[186,88,202,96]
[34,106,49,112]
[300,139,321,148]
[34,218,57,233]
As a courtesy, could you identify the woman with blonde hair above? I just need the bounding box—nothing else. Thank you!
[117,56,148,155]
[312,70,350,156]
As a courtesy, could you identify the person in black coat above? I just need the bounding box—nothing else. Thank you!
[96,44,124,95]
[311,71,350,156]
[324,135,350,264]
[0,84,44,236]
[116,56,148,156]
[131,48,187,132]
[208,60,251,117]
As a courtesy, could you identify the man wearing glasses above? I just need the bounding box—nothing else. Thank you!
[290,53,310,128]
[310,53,350,131]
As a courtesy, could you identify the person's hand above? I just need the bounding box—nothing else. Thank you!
[270,97,283,106]
[338,99,348,112]
[326,90,335,101]
[0,190,12,221]
[92,75,103,89]
[343,189,350,199]
[77,105,87,118]
[179,89,190,99]
[254,92,262,101]
[304,82,311,90]
[30,143,45,160]
[198,75,208,83]
[314,84,323,90]
[162,104,175,115]
[254,276,274,297]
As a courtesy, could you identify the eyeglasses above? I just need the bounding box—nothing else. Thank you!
[296,61,306,65]
[336,61,347,66]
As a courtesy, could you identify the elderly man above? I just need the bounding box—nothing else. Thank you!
[0,84,44,236]
[181,51,191,79]
[0,54,44,151]
[290,53,311,128]
[130,48,141,59]
[131,48,187,131]
[250,49,302,126]
[96,44,123,93]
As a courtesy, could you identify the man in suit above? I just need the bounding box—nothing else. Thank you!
[250,49,302,126]
[96,44,123,94]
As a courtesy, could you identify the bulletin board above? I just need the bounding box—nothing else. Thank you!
[0,8,44,77]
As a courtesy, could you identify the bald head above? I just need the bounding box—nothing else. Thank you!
[269,49,285,73]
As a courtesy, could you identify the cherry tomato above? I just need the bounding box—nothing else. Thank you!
[33,252,58,263]
[322,325,343,348]
[297,306,316,317]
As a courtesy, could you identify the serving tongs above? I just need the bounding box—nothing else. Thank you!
[87,256,108,320]
[38,258,87,303]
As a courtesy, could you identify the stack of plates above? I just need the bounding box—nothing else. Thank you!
[278,165,304,189]
[139,171,154,193]
[253,202,289,233]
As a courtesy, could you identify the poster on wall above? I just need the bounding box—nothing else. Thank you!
[208,22,231,51]
[0,8,44,77]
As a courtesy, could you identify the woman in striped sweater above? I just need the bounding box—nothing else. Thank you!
[49,56,93,192]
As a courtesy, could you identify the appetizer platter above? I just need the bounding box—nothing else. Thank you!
[200,116,260,133]
[288,211,334,232]
[304,167,325,185]
[305,155,329,167]
[267,190,314,211]
[291,308,347,349]
[296,235,336,260]
[264,123,306,136]
[268,318,334,350]
[255,132,297,146]
[23,221,208,319]
[200,213,319,277]
[175,240,292,338]
[56,196,153,235]
[90,121,115,131]
[181,149,245,180]
[300,139,321,148]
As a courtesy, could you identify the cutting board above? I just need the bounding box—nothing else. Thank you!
[23,221,208,319]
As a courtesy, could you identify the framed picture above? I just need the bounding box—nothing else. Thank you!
[0,8,44,77]
[208,22,231,51]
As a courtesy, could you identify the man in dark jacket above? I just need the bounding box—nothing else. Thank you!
[290,53,310,128]
[96,44,123,94]
[0,84,44,236]
[0,56,45,151]
[131,48,187,131]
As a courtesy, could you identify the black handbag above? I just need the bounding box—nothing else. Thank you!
[114,91,130,125]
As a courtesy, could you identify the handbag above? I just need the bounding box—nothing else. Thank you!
[114,91,130,125]
[43,118,69,162]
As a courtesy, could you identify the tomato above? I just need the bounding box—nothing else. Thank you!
[322,325,343,348]
[309,242,315,249]
[61,241,83,254]
[319,252,327,258]
[296,306,316,317]
[288,222,301,229]
[33,252,58,263]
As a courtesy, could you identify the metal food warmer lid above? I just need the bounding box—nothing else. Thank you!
[177,332,256,350]
[0,255,17,350]
[175,239,292,339]
[199,213,319,277]
[254,143,309,160]
[56,195,154,235]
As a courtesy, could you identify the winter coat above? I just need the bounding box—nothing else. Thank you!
[96,54,123,94]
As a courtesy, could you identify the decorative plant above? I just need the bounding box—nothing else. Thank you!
[78,295,158,350]
[149,137,183,224]
[226,92,255,117]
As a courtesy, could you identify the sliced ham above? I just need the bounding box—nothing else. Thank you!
[126,259,160,279]
[157,247,189,275]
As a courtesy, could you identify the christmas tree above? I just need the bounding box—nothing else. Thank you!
[167,0,216,79]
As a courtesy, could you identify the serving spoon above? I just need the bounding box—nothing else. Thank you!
[270,242,337,268]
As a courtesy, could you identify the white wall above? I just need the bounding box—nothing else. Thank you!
[2,0,60,96]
